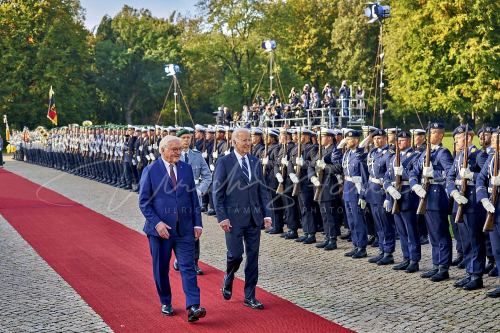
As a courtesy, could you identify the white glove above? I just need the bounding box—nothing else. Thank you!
[359,136,371,148]
[311,176,320,187]
[196,188,202,197]
[337,138,347,149]
[137,156,141,162]
[451,190,468,205]
[393,166,403,176]
[149,153,156,161]
[358,198,366,209]
[289,173,299,184]
[491,175,500,186]
[145,155,151,161]
[224,150,230,155]
[202,152,207,159]
[262,157,269,165]
[316,159,326,169]
[383,199,390,212]
[212,151,218,159]
[387,186,402,200]
[276,173,284,183]
[139,146,143,152]
[281,157,288,166]
[422,165,434,178]
[296,157,304,167]
[209,164,215,171]
[412,184,427,198]
[459,167,474,180]
[481,198,495,213]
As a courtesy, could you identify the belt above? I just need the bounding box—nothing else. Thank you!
[344,176,361,184]
[423,179,445,185]
[369,176,383,185]
[454,179,475,186]
[392,181,410,186]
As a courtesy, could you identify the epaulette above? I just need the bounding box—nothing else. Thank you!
[191,148,201,153]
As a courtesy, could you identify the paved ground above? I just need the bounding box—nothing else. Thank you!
[1,157,500,332]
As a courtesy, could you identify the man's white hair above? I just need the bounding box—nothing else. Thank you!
[232,127,250,144]
[159,135,181,151]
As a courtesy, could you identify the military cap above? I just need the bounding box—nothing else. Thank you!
[362,125,378,134]
[372,129,386,137]
[386,127,401,134]
[397,131,411,139]
[430,122,444,129]
[206,126,216,133]
[268,129,280,138]
[452,124,474,137]
[477,126,492,136]
[195,124,206,132]
[216,125,226,132]
[410,129,426,136]
[141,127,148,133]
[176,128,192,137]
[320,128,336,137]
[251,127,263,135]
[332,129,342,136]
[345,129,361,138]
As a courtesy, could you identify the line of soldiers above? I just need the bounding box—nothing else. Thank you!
[12,122,500,298]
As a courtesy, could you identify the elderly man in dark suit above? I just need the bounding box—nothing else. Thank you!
[139,135,206,322]
[213,127,272,309]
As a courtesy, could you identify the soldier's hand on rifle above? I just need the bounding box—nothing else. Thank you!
[281,157,288,165]
[422,164,434,178]
[393,166,403,176]
[481,198,495,213]
[296,157,304,167]
[275,173,284,183]
[262,157,269,165]
[387,186,402,200]
[383,200,390,212]
[310,176,320,187]
[491,175,500,186]
[451,190,468,205]
[212,151,218,159]
[209,164,215,171]
[202,151,207,159]
[358,198,366,209]
[459,167,474,180]
[316,159,326,169]
[412,184,427,198]
[289,173,299,184]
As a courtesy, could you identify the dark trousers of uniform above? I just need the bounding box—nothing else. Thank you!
[425,211,452,267]
[123,161,133,187]
[0,151,4,166]
[489,219,500,284]
[148,233,200,308]
[451,213,464,256]
[365,208,376,236]
[369,203,395,254]
[394,210,421,262]
[345,200,368,248]
[298,189,315,234]
[319,200,337,238]
[225,219,261,299]
[282,192,299,231]
[459,211,486,275]
[270,191,284,231]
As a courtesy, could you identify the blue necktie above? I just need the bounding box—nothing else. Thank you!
[183,152,189,163]
[241,156,250,182]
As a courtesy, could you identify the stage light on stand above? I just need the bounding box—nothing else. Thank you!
[261,40,277,52]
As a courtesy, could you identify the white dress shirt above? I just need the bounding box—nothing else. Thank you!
[234,150,252,181]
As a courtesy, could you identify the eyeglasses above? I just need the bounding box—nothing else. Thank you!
[168,147,181,152]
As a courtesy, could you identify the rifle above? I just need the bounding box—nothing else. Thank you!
[417,122,431,215]
[225,129,231,154]
[314,129,324,202]
[276,138,287,194]
[455,124,469,223]
[292,128,302,197]
[411,130,415,150]
[262,127,269,176]
[484,127,499,232]
[392,128,401,214]
[212,130,219,169]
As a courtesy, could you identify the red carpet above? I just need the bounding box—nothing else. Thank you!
[0,168,353,333]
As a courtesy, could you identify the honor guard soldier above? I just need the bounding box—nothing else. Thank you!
[251,128,265,157]
[262,129,283,234]
[384,131,421,273]
[363,129,396,265]
[206,126,226,216]
[342,129,369,259]
[410,122,454,282]
[476,128,500,297]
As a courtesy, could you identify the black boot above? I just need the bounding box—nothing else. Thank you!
[295,234,308,242]
[453,275,471,288]
[377,253,395,265]
[484,257,495,274]
[463,275,483,291]
[421,265,439,278]
[486,286,500,298]
[393,259,410,271]
[405,261,419,273]
[352,247,367,259]
[451,254,464,266]
[284,230,298,240]
[302,234,316,244]
[344,247,357,257]
[489,265,498,277]
[457,260,466,269]
[324,238,337,251]
[430,266,449,282]
[368,252,384,264]
[315,239,329,248]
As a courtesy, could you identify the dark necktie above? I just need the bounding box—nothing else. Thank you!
[169,164,177,190]
[241,156,250,182]
[183,152,189,163]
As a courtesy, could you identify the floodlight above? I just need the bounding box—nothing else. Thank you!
[261,40,277,52]
[364,2,390,23]
[165,64,181,76]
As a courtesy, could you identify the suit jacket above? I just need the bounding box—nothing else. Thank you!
[139,159,202,237]
[213,151,272,227]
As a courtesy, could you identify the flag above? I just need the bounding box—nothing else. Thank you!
[47,86,58,126]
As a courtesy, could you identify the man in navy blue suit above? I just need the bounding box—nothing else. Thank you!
[139,135,206,322]
[213,127,272,309]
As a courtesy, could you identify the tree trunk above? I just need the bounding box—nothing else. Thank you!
[124,91,139,124]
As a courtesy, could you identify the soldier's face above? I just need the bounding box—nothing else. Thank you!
[161,140,181,163]
[179,134,192,149]
[480,132,491,147]
[195,131,203,140]
[455,133,473,151]
[251,134,260,145]
[373,136,386,148]
[430,129,444,145]
[206,132,214,140]
[321,135,332,147]
[346,137,359,149]
[398,138,410,150]
[415,135,425,146]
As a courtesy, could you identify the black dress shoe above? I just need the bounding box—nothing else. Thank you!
[377,254,395,265]
[161,304,174,316]
[457,260,466,269]
[302,235,316,244]
[405,261,419,273]
[344,248,357,257]
[421,268,439,279]
[463,276,483,291]
[315,240,328,248]
[195,264,204,275]
[486,286,500,298]
[173,260,179,271]
[324,239,337,251]
[451,254,464,266]
[221,276,232,300]
[368,253,384,264]
[206,209,216,216]
[284,230,298,240]
[268,228,284,235]
[489,265,498,277]
[295,234,308,242]
[187,305,206,322]
[244,298,264,310]
[352,248,367,259]
[485,260,495,274]
[430,270,449,282]
[454,275,471,288]
[200,206,208,213]
[393,260,410,271]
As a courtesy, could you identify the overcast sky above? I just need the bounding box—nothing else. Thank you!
[80,0,199,31]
